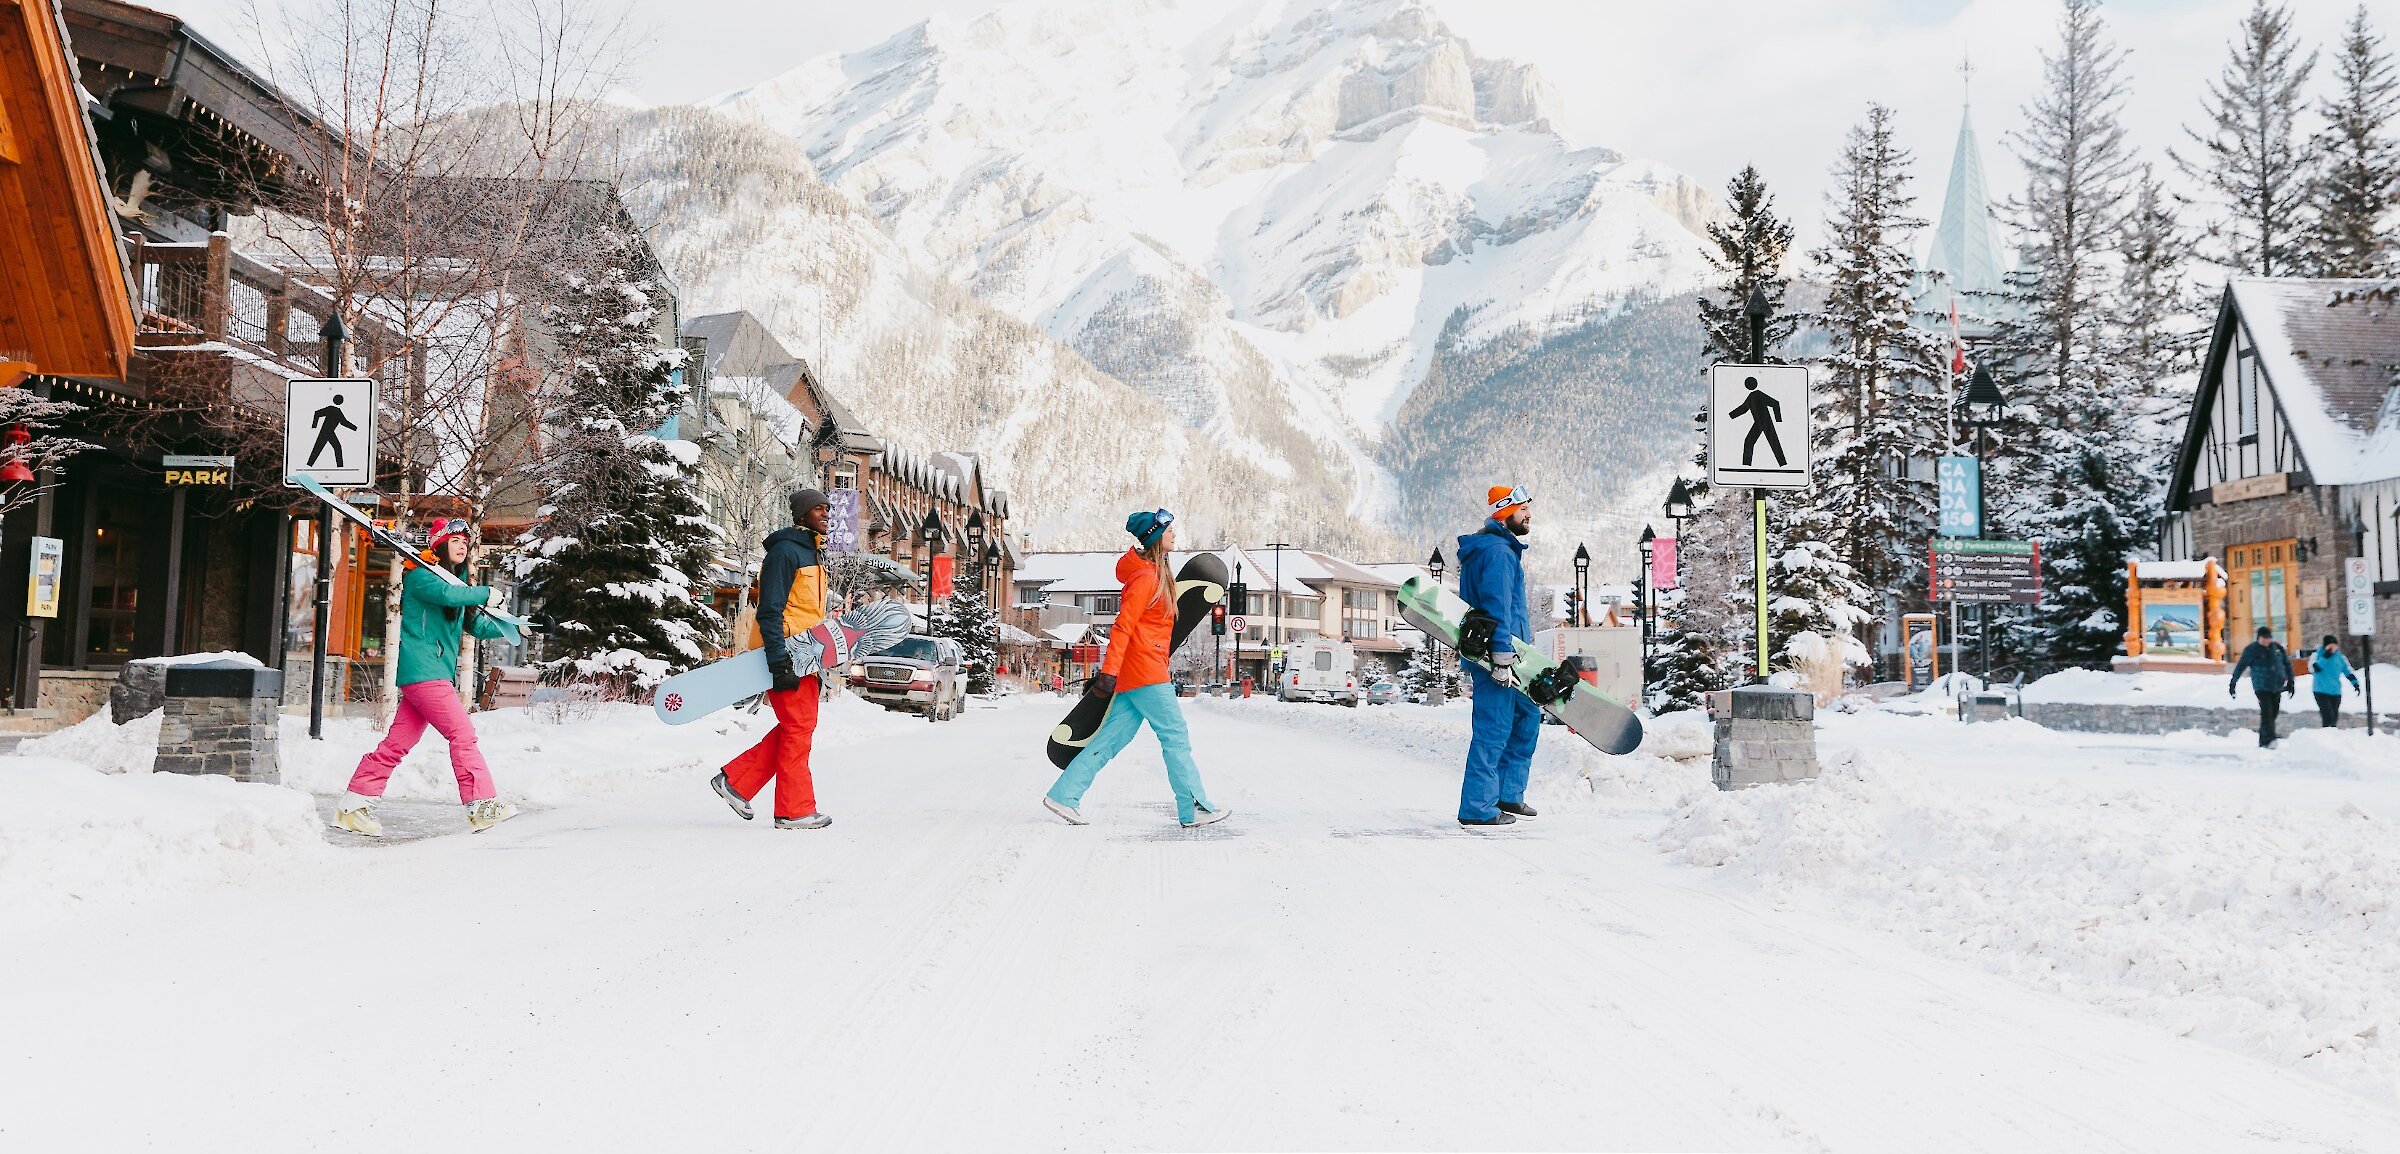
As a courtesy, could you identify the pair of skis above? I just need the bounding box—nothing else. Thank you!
[288,473,532,645]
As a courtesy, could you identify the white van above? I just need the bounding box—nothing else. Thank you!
[1278,637,1360,706]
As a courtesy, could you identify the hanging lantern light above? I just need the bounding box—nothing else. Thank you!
[0,425,32,484]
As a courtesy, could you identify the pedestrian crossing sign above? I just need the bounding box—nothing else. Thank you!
[1707,364,1811,490]
[284,378,377,488]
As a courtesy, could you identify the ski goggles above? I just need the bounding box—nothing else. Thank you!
[426,517,471,547]
[1487,487,1531,515]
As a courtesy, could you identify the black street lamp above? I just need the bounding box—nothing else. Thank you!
[1638,527,1657,695]
[1426,547,1448,706]
[1571,543,1591,628]
[919,510,945,634]
[965,508,986,602]
[1961,363,2008,680]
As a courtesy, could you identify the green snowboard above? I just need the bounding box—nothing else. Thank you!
[1396,576,1643,756]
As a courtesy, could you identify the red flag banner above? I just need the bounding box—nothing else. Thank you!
[931,554,955,600]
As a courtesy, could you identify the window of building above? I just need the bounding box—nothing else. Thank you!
[1084,594,1119,615]
[85,489,146,662]
[2235,348,2259,442]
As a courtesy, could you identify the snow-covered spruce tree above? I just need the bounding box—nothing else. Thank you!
[515,231,720,693]
[1398,636,1462,701]
[2305,7,2400,278]
[1767,502,1876,687]
[1811,102,1945,639]
[2179,0,2318,277]
[1653,165,1802,708]
[934,587,999,693]
[1999,0,2160,667]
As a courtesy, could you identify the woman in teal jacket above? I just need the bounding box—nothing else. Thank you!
[2310,635,2364,728]
[335,518,515,836]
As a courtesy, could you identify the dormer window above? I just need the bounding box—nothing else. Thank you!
[2235,347,2259,443]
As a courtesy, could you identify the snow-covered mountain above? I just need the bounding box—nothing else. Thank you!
[697,0,1717,563]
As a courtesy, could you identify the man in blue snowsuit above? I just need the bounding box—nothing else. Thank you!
[1455,485,1541,829]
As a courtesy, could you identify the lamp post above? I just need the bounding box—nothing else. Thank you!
[1962,363,2008,683]
[308,310,347,741]
[1571,543,1591,629]
[1267,541,1292,655]
[965,509,986,599]
[1426,547,1447,707]
[919,510,944,635]
[1638,526,1657,695]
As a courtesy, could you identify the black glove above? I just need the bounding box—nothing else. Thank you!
[1085,673,1117,701]
[2227,683,2237,698]
[771,659,803,694]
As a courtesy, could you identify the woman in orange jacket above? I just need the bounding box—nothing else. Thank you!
[1042,509,1229,828]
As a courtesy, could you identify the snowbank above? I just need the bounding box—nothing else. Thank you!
[1659,742,2400,1102]
[0,756,327,916]
[18,709,165,774]
[2023,665,2400,713]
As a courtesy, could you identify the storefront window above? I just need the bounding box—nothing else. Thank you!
[84,491,144,662]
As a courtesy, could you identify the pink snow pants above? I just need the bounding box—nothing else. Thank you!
[347,680,494,803]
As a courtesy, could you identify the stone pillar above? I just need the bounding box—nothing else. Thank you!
[154,661,285,784]
[1711,686,1819,790]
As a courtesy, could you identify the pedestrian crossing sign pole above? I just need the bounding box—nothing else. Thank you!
[1707,361,1812,679]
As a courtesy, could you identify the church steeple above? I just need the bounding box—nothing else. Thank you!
[1926,96,2006,299]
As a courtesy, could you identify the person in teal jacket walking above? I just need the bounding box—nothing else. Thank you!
[2309,635,2364,728]
[335,518,516,836]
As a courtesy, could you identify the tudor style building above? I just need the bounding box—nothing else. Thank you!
[2161,278,2400,653]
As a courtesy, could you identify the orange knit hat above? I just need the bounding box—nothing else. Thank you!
[1486,485,1530,515]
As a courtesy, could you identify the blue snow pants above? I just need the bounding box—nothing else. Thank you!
[1460,663,1541,822]
[1047,683,1214,824]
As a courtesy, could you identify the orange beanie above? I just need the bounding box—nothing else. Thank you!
[1486,485,1530,515]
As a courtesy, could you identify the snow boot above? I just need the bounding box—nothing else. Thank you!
[1498,802,1539,820]
[711,772,753,821]
[466,799,519,833]
[1043,796,1088,826]
[1458,812,1519,830]
[1181,805,1231,829]
[333,793,382,837]
[775,813,833,830]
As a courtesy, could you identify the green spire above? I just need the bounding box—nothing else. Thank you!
[1927,101,2007,297]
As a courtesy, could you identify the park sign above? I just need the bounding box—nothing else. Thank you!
[1930,538,2041,605]
[163,454,234,485]
[1707,364,1811,490]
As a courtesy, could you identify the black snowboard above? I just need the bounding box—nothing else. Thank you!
[1045,552,1229,769]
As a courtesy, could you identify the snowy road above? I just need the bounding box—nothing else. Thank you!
[5,697,2397,1152]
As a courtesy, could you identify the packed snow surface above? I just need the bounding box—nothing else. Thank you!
[3,692,2398,1149]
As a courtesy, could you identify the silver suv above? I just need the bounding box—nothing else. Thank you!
[848,636,966,721]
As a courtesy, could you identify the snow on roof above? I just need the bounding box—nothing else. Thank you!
[1357,562,1431,588]
[1216,546,1316,597]
[1016,551,1127,594]
[2229,278,2400,485]
[1044,623,1090,645]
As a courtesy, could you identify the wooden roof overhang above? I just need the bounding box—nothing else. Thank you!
[0,0,138,380]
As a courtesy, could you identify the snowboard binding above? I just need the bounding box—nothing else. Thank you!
[1457,609,1500,664]
[1524,657,1589,707]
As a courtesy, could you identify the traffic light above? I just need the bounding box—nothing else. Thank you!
[1563,588,1579,621]
[1227,581,1247,615]
[1211,603,1227,636]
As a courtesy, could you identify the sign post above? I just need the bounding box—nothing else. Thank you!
[1708,362,1811,680]
[286,358,375,740]
[2349,556,2377,734]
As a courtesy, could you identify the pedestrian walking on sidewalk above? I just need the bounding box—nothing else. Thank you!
[2308,635,2363,728]
[711,489,837,830]
[1043,510,1229,829]
[1454,485,1541,829]
[2228,626,2296,748]
[335,519,518,836]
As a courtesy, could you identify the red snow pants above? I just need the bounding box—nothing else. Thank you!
[721,676,821,819]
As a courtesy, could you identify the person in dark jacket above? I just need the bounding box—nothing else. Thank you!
[2308,635,2363,728]
[712,490,836,829]
[1454,485,1540,829]
[2227,626,2296,748]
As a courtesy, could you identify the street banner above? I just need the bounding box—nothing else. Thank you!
[931,554,954,600]
[1706,363,1811,489]
[2349,557,2378,636]
[1930,538,2040,605]
[1902,613,1939,688]
[1651,537,1678,590]
[826,488,860,552]
[1937,456,1981,538]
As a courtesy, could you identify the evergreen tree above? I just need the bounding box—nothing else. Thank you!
[1656,167,1804,707]
[2115,164,2204,386]
[1767,504,1877,681]
[515,230,721,692]
[1811,102,1946,640]
[935,586,1000,693]
[2179,0,2319,277]
[1398,636,1463,702]
[2306,7,2400,278]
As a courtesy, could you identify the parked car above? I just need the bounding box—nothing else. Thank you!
[848,636,965,721]
[1364,680,1400,706]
